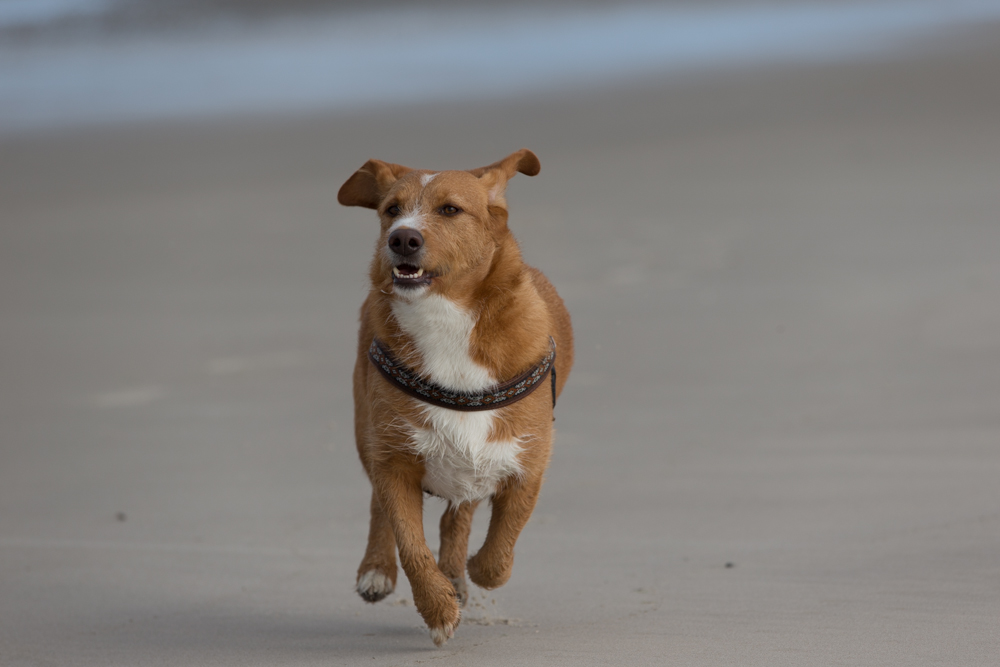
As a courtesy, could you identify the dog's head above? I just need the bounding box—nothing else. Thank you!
[338,149,540,300]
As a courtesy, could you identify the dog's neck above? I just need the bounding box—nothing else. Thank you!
[390,292,496,392]
[375,238,550,392]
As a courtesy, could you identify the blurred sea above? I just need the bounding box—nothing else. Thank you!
[2,0,1000,135]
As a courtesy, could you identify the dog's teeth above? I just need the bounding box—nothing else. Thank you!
[393,266,425,279]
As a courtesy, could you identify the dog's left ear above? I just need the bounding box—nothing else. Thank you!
[338,159,413,209]
[469,149,540,207]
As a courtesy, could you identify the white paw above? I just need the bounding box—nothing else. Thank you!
[356,569,394,603]
[429,622,456,647]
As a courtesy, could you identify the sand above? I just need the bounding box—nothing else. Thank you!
[1,16,999,667]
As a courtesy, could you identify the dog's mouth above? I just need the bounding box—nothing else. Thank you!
[392,263,434,288]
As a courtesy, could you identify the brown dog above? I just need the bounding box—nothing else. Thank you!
[337,149,573,646]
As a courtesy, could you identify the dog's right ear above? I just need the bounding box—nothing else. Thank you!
[338,159,413,209]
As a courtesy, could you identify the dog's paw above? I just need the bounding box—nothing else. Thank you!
[414,578,462,647]
[448,576,469,608]
[356,569,394,603]
[467,552,512,590]
[429,621,456,647]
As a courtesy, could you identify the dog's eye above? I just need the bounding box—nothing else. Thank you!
[385,205,401,217]
[440,205,461,216]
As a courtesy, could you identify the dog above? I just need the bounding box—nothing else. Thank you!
[337,149,573,646]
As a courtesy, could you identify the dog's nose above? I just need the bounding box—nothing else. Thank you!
[387,228,424,256]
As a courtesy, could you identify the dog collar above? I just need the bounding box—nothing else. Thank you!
[368,337,557,412]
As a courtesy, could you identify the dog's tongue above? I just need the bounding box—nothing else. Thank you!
[396,264,419,275]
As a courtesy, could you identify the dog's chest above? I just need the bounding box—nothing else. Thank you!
[391,295,523,504]
[410,408,522,505]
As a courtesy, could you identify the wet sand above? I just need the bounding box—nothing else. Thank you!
[2,20,999,667]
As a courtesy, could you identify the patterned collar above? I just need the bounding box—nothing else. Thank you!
[368,337,557,412]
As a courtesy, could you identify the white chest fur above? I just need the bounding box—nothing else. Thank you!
[411,407,523,504]
[391,294,494,391]
[391,294,523,504]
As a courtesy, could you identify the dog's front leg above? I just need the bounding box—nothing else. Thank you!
[467,472,543,590]
[374,466,461,646]
[356,491,398,602]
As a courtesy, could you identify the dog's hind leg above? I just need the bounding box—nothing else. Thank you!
[356,490,398,603]
[437,500,478,607]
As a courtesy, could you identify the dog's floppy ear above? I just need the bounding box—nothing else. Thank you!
[469,149,540,206]
[338,159,413,209]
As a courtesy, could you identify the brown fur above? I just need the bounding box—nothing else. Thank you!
[339,149,573,646]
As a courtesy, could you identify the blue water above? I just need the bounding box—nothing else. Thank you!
[0,0,112,29]
[2,0,999,134]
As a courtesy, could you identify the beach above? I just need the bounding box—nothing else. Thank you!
[1,3,999,664]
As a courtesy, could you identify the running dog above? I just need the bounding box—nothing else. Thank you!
[338,149,573,646]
